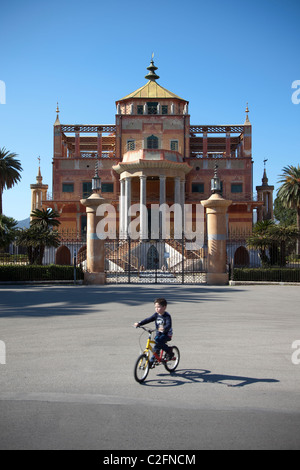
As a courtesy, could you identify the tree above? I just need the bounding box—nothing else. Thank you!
[0,147,23,215]
[247,220,298,266]
[30,208,61,229]
[247,220,274,266]
[274,196,296,226]
[0,214,18,251]
[16,226,60,265]
[17,208,61,264]
[277,164,300,255]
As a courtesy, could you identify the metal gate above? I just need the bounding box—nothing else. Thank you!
[105,238,207,284]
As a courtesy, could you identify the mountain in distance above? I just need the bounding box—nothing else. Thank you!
[17,217,30,228]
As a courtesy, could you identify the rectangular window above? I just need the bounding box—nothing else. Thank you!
[137,105,143,115]
[147,102,158,115]
[127,140,135,151]
[192,183,204,193]
[231,183,243,193]
[62,183,74,193]
[170,140,179,151]
[101,183,114,193]
[162,105,168,115]
[82,182,92,198]
[81,215,87,234]
[147,135,159,149]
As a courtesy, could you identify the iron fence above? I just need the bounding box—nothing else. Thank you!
[227,230,300,282]
[2,228,299,283]
[105,238,207,284]
[1,231,87,282]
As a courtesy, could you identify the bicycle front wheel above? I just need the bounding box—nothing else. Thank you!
[134,353,150,383]
[164,346,180,372]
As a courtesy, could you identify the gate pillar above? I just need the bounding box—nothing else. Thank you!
[80,192,107,284]
[201,193,232,285]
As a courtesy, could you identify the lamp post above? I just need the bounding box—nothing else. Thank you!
[92,160,101,193]
[211,163,222,194]
[80,160,107,284]
[201,163,232,285]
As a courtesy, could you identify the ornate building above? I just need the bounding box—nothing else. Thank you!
[32,59,269,237]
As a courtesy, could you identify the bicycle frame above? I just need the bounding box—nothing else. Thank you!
[141,328,164,364]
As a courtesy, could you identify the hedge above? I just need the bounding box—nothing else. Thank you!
[0,264,84,282]
[233,267,300,282]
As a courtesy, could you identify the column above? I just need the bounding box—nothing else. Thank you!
[97,130,102,158]
[174,177,181,239]
[159,175,166,239]
[174,177,181,205]
[75,129,80,157]
[226,129,231,157]
[203,130,208,158]
[201,193,232,285]
[80,192,108,284]
[140,175,147,239]
[119,178,125,238]
[124,177,131,238]
[180,180,185,211]
[159,175,166,206]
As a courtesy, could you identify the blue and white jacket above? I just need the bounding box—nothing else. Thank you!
[138,312,173,337]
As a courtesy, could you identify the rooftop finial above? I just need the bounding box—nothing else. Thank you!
[54,102,61,126]
[244,102,250,124]
[36,156,42,183]
[145,55,160,81]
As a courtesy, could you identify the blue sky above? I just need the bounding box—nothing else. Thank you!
[1,0,299,220]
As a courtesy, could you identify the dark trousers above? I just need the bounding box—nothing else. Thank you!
[153,333,172,357]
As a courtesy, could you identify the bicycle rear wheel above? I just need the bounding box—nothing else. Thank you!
[134,353,150,383]
[164,346,180,372]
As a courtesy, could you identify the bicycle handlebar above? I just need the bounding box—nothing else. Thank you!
[136,326,155,334]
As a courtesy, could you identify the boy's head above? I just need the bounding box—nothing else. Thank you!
[154,298,167,307]
[154,298,167,315]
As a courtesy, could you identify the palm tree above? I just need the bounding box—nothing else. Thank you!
[277,165,300,255]
[16,226,60,265]
[247,220,274,266]
[247,220,298,266]
[0,214,18,250]
[0,147,23,215]
[30,208,60,229]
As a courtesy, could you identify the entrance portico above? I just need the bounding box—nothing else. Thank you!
[113,149,191,238]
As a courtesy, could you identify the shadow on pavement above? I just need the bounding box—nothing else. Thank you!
[0,285,245,317]
[142,368,280,388]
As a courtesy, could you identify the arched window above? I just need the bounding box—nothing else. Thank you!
[55,246,71,265]
[147,135,159,149]
[234,246,250,267]
[147,245,159,269]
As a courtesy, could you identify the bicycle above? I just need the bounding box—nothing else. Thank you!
[134,326,180,383]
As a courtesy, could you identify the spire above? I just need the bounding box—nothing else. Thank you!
[54,102,61,126]
[36,156,42,184]
[262,159,268,185]
[244,102,250,124]
[145,53,160,81]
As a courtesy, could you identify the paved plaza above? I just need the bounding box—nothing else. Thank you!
[0,283,299,450]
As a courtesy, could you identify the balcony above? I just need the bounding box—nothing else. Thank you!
[122,148,184,164]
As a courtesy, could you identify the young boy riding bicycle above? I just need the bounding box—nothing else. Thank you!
[134,298,174,367]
